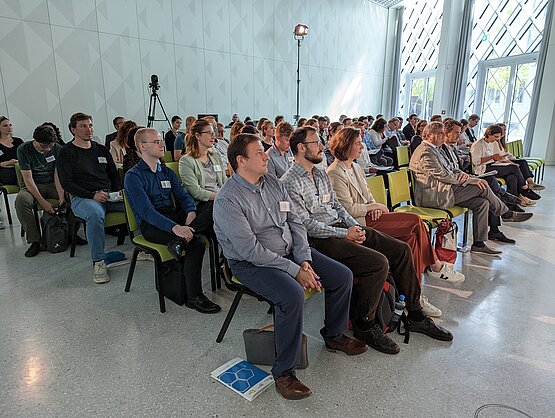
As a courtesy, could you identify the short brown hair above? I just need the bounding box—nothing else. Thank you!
[443,119,462,133]
[227,133,262,171]
[68,112,92,135]
[329,126,359,161]
[275,121,293,138]
[229,121,244,142]
[289,126,317,155]
[134,127,159,153]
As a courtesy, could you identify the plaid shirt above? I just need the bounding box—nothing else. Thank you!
[281,163,358,239]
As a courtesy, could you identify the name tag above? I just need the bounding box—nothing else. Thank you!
[321,194,331,204]
[98,157,107,163]
[279,201,290,212]
[161,180,171,189]
[45,155,56,163]
[213,164,222,172]
[287,156,294,163]
[0,150,4,157]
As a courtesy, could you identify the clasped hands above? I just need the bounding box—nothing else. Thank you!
[295,261,322,292]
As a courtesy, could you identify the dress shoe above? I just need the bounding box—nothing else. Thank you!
[508,204,525,213]
[275,372,312,400]
[166,237,186,260]
[325,334,368,355]
[406,316,453,341]
[502,211,533,222]
[488,231,516,244]
[521,188,541,200]
[353,323,400,354]
[185,294,221,314]
[528,182,545,190]
[24,242,42,257]
[470,244,502,256]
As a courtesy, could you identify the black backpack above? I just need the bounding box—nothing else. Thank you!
[41,212,69,253]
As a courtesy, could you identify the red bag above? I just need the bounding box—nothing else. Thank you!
[434,218,457,264]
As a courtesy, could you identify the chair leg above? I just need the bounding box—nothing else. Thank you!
[208,237,216,291]
[216,291,244,343]
[2,189,13,225]
[70,215,78,257]
[116,226,126,245]
[124,247,140,292]
[154,260,166,313]
[462,211,469,247]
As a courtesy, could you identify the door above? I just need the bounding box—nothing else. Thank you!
[475,54,538,141]
[406,71,435,120]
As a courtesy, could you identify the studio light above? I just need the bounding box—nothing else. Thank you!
[293,23,309,125]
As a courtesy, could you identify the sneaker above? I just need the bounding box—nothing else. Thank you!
[24,242,42,257]
[528,183,545,191]
[424,263,465,283]
[353,323,400,354]
[470,244,502,256]
[137,252,154,262]
[93,260,110,284]
[104,250,129,268]
[406,316,453,341]
[420,295,442,317]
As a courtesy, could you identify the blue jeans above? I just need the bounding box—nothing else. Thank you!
[71,196,125,262]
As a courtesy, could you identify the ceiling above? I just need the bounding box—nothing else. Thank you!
[368,0,404,8]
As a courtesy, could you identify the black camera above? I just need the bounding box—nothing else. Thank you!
[149,74,160,91]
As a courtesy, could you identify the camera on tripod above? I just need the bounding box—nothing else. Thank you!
[149,74,160,92]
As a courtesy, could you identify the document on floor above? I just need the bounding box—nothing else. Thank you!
[211,358,274,401]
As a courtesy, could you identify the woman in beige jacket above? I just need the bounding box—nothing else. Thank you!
[327,127,465,317]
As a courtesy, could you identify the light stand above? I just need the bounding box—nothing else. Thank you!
[293,24,308,126]
[146,74,171,130]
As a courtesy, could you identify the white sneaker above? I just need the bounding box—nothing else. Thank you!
[137,252,154,262]
[424,263,465,283]
[93,260,110,284]
[420,295,442,317]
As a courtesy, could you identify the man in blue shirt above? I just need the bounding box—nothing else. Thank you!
[214,133,367,400]
[125,128,220,314]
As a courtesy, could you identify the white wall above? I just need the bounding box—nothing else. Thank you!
[0,0,388,141]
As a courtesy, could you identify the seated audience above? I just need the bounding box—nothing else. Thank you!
[409,119,428,154]
[229,121,244,143]
[430,114,442,122]
[256,117,268,132]
[105,116,124,149]
[274,115,285,126]
[110,120,137,167]
[164,115,182,154]
[326,126,465,302]
[402,114,418,141]
[125,128,220,314]
[297,117,307,127]
[40,122,65,145]
[173,115,196,161]
[226,113,240,128]
[470,124,541,205]
[324,121,344,166]
[282,126,454,355]
[16,125,65,257]
[58,112,126,283]
[213,133,366,400]
[0,116,24,186]
[213,122,229,168]
[366,118,393,166]
[465,114,480,142]
[410,122,531,256]
[266,121,294,178]
[178,120,226,233]
[260,120,275,151]
[122,125,144,173]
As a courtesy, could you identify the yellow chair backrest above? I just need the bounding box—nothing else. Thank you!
[164,150,173,163]
[396,146,409,167]
[514,139,524,158]
[387,170,411,207]
[15,163,25,188]
[165,162,179,178]
[366,175,387,206]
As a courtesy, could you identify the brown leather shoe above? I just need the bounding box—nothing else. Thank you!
[275,372,312,400]
[325,334,368,355]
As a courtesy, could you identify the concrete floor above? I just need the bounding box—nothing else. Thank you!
[1,170,554,417]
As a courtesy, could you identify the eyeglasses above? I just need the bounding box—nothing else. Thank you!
[37,142,54,149]
[143,140,164,145]
[302,141,320,145]
[200,131,215,136]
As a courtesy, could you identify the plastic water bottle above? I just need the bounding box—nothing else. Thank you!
[385,294,406,333]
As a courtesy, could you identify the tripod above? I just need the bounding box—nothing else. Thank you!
[146,77,171,130]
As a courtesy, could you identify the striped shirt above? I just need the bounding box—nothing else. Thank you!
[281,163,358,239]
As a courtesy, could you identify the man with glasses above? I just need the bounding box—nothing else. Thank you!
[124,128,220,314]
[282,126,453,355]
[410,122,530,256]
[58,113,127,284]
[16,125,65,257]
[266,121,294,178]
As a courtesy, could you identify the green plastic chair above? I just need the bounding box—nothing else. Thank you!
[0,183,19,225]
[163,150,174,163]
[123,190,175,313]
[396,145,410,170]
[216,258,317,343]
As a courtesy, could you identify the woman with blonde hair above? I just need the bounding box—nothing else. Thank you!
[260,120,275,151]
[327,127,466,317]
[229,121,244,143]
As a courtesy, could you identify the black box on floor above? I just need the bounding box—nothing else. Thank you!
[156,260,186,305]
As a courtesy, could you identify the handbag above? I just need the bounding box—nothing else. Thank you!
[243,325,309,369]
[434,218,458,264]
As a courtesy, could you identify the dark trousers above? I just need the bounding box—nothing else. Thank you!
[140,202,214,298]
[0,167,17,185]
[229,248,352,378]
[311,226,422,319]
[486,163,526,196]
[513,159,533,180]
